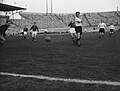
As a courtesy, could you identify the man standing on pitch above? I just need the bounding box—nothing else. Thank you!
[74,12,83,47]
[98,20,107,39]
[23,25,28,39]
[30,22,39,42]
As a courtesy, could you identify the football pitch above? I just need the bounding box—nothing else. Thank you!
[0,31,120,91]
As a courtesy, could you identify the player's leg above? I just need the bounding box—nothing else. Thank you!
[32,31,35,41]
[23,32,26,39]
[99,28,102,39]
[0,35,6,46]
[77,32,81,46]
[109,29,113,36]
[0,35,6,42]
[101,32,104,37]
[34,31,37,41]
[44,31,47,36]
[75,26,82,46]
[102,28,105,37]
[69,28,76,44]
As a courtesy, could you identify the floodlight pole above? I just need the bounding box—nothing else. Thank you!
[117,6,118,11]
[51,0,53,13]
[46,0,48,14]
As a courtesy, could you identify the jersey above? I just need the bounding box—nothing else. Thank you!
[98,23,106,29]
[30,25,39,31]
[75,17,82,27]
[23,27,28,32]
[109,25,115,30]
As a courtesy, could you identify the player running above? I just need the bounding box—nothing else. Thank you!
[0,20,11,45]
[108,24,115,36]
[30,22,39,42]
[68,20,77,44]
[74,12,83,47]
[23,25,28,39]
[98,20,107,39]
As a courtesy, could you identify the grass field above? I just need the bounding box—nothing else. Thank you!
[0,31,120,91]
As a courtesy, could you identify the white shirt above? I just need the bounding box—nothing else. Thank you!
[75,17,82,26]
[44,29,48,32]
[98,23,106,29]
[109,25,115,29]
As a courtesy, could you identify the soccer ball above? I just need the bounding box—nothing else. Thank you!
[45,36,51,42]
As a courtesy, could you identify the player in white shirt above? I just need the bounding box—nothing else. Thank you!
[98,20,107,39]
[108,24,115,36]
[74,12,83,47]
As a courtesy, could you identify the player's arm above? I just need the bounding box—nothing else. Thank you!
[36,26,39,32]
[30,26,33,30]
[68,22,72,27]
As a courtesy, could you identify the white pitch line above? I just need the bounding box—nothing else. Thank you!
[0,72,120,86]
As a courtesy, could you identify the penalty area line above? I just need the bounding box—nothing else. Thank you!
[0,72,120,86]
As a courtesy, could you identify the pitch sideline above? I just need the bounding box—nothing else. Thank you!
[0,72,120,86]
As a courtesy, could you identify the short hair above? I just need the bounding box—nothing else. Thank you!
[76,12,80,15]
[33,22,36,24]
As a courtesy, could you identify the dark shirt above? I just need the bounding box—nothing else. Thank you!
[0,24,9,35]
[68,22,75,28]
[30,25,38,31]
[23,28,28,32]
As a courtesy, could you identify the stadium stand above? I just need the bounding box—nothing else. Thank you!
[0,15,9,25]
[7,11,120,33]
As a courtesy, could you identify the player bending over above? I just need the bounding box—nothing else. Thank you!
[108,23,115,36]
[98,20,107,39]
[30,22,39,42]
[23,25,28,39]
[0,20,11,45]
[68,20,77,44]
[44,29,48,36]
[74,12,83,47]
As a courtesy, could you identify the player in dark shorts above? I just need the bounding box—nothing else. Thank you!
[98,21,106,39]
[74,12,83,47]
[23,25,28,39]
[0,20,11,45]
[30,22,39,42]
[108,24,115,36]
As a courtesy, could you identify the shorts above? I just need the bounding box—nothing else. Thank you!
[24,31,27,35]
[44,31,48,34]
[75,26,82,34]
[32,31,37,37]
[99,28,105,33]
[110,29,114,32]
[69,28,76,34]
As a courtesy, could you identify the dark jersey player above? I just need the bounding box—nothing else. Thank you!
[23,25,28,39]
[30,22,39,42]
[0,20,11,45]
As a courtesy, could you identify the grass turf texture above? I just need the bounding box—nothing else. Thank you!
[0,31,120,91]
